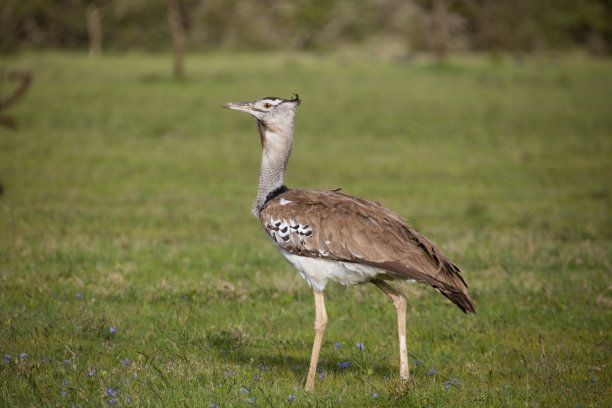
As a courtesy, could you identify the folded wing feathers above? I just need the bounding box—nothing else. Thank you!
[260,188,476,313]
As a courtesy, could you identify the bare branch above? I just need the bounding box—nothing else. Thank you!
[0,70,33,129]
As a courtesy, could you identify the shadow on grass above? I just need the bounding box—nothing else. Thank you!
[203,330,397,381]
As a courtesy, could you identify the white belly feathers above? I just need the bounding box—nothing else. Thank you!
[277,247,387,292]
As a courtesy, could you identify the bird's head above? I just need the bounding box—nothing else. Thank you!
[221,94,301,130]
[222,95,301,215]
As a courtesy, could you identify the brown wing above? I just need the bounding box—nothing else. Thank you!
[259,188,476,313]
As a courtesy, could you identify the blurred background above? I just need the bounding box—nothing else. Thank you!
[1,2,611,406]
[2,0,612,59]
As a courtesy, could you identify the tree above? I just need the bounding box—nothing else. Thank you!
[167,0,187,78]
[86,2,103,56]
[414,0,465,62]
[430,0,451,61]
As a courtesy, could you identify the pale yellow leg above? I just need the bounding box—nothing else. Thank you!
[305,290,328,391]
[373,280,410,381]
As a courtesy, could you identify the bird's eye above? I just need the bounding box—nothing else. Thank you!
[264,103,271,109]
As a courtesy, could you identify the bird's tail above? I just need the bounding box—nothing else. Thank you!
[405,226,477,314]
[372,259,477,314]
[437,283,477,314]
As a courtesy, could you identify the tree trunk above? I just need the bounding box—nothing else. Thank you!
[86,5,102,57]
[167,0,186,79]
[431,0,450,62]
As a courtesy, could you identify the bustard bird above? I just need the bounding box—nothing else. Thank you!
[221,94,476,391]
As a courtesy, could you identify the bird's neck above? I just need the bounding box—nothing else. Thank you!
[253,123,294,216]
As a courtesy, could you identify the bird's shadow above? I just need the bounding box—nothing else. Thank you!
[204,330,396,380]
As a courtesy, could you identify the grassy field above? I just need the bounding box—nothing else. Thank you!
[0,51,611,407]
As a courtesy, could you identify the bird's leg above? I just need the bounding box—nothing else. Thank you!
[305,289,328,391]
[373,280,410,381]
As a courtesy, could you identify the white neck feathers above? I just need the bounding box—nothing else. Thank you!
[253,122,294,216]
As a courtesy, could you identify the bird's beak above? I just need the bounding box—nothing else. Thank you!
[220,101,253,113]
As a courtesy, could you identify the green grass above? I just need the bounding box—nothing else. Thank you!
[1,51,611,407]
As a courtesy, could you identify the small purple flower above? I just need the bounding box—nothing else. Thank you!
[443,381,450,390]
[356,342,365,351]
[337,360,352,369]
[428,368,437,376]
[109,398,118,404]
[240,387,249,394]
[105,388,117,397]
[319,371,326,379]
[219,349,226,354]
[383,375,389,381]
[110,327,117,334]
[222,369,235,376]
[133,372,138,379]
[87,369,95,377]
[288,394,296,402]
[76,293,83,299]
[291,364,301,371]
[120,358,130,366]
[504,384,509,390]
[65,359,71,365]
[209,404,219,408]
[334,342,342,350]
[19,353,28,359]
[373,393,379,398]
[61,391,67,397]
[62,380,72,386]
[4,354,10,363]
[257,363,266,371]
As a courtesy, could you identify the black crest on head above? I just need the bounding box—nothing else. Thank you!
[262,94,300,105]
[289,93,301,105]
